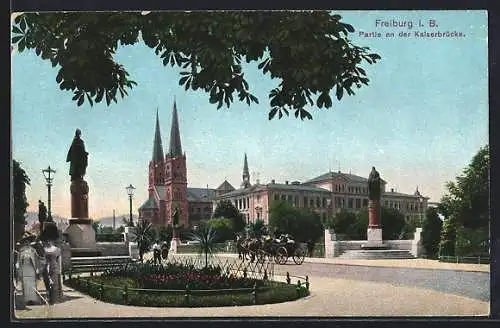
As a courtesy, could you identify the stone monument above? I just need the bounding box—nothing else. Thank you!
[363,166,388,249]
[64,129,97,251]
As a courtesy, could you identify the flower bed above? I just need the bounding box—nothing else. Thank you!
[65,261,309,307]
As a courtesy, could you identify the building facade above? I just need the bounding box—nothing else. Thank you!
[216,157,429,225]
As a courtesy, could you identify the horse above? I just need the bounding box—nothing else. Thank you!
[235,233,249,261]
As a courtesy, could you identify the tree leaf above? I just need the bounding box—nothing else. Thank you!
[268,107,278,120]
[77,95,84,106]
[335,85,343,101]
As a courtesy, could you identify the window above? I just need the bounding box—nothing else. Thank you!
[384,200,389,206]
[310,198,314,207]
[348,198,353,208]
[316,197,320,208]
[288,195,293,203]
[281,194,286,201]
[197,208,201,213]
[323,197,327,208]
[355,198,361,209]
[304,196,308,207]
[274,194,279,201]
[257,195,261,201]
[363,199,368,207]
[294,196,299,207]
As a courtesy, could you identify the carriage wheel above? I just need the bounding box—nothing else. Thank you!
[292,245,306,265]
[274,246,288,265]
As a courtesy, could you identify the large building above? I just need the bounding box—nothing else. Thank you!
[139,104,429,228]
[217,157,429,226]
[138,103,216,228]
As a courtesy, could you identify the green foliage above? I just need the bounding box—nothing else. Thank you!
[439,216,457,256]
[13,160,30,224]
[207,217,233,242]
[343,207,407,240]
[421,207,443,258]
[247,219,267,239]
[455,226,489,257]
[187,225,218,267]
[92,221,102,233]
[132,220,155,261]
[213,200,246,233]
[327,209,356,233]
[268,201,323,246]
[11,12,380,120]
[438,145,489,256]
[440,145,489,230]
[156,225,173,243]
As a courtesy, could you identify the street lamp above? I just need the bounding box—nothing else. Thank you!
[42,166,56,221]
[126,184,136,227]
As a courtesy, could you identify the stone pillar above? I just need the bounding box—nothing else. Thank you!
[65,178,96,249]
[411,227,423,258]
[324,229,337,258]
[364,200,387,249]
[70,179,89,218]
[367,200,383,242]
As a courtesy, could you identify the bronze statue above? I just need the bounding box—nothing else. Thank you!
[66,129,88,181]
[38,200,48,225]
[368,166,381,201]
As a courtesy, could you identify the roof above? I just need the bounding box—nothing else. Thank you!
[382,191,429,199]
[305,171,387,184]
[138,195,159,210]
[216,180,235,192]
[187,188,217,202]
[152,109,164,162]
[168,101,183,157]
[219,182,329,198]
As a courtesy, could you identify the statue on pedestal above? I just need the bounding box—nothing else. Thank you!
[66,129,88,181]
[368,166,381,201]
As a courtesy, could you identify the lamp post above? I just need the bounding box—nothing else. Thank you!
[42,166,56,221]
[126,184,136,227]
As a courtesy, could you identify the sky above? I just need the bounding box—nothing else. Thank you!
[11,10,488,220]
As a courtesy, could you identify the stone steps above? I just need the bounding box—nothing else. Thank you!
[338,249,415,260]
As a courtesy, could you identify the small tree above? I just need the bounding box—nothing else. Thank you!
[213,200,246,233]
[187,225,218,268]
[132,220,155,262]
[327,209,356,234]
[439,216,457,257]
[248,219,267,239]
[13,160,30,242]
[207,217,233,243]
[421,207,443,259]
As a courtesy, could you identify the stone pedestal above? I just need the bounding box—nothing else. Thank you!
[70,179,89,219]
[170,238,178,254]
[363,200,387,249]
[64,218,96,249]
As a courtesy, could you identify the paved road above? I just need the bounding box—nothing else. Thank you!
[169,254,490,302]
[273,262,490,302]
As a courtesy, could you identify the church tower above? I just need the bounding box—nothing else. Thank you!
[148,109,166,195]
[241,153,251,188]
[165,101,189,227]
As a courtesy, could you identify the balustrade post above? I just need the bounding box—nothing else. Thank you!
[286,272,291,284]
[305,276,310,292]
[122,285,128,304]
[252,282,257,305]
[99,281,104,299]
[184,283,190,307]
[296,280,302,298]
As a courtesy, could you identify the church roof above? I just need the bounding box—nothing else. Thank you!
[138,195,159,210]
[168,101,183,157]
[152,108,164,162]
[243,153,249,176]
[216,180,235,191]
[187,188,216,202]
[219,182,329,198]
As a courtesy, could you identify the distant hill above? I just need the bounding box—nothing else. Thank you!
[95,214,139,227]
[23,212,138,227]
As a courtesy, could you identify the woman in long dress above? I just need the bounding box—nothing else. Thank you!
[18,242,40,305]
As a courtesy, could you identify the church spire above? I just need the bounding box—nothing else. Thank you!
[168,100,183,157]
[152,108,164,162]
[241,153,251,188]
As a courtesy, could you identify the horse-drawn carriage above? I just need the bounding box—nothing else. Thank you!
[237,233,307,265]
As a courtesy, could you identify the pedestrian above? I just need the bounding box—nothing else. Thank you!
[17,235,40,305]
[161,241,169,261]
[152,240,161,265]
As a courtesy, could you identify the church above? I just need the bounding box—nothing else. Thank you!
[138,102,218,228]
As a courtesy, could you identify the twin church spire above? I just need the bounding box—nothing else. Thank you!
[152,101,183,162]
